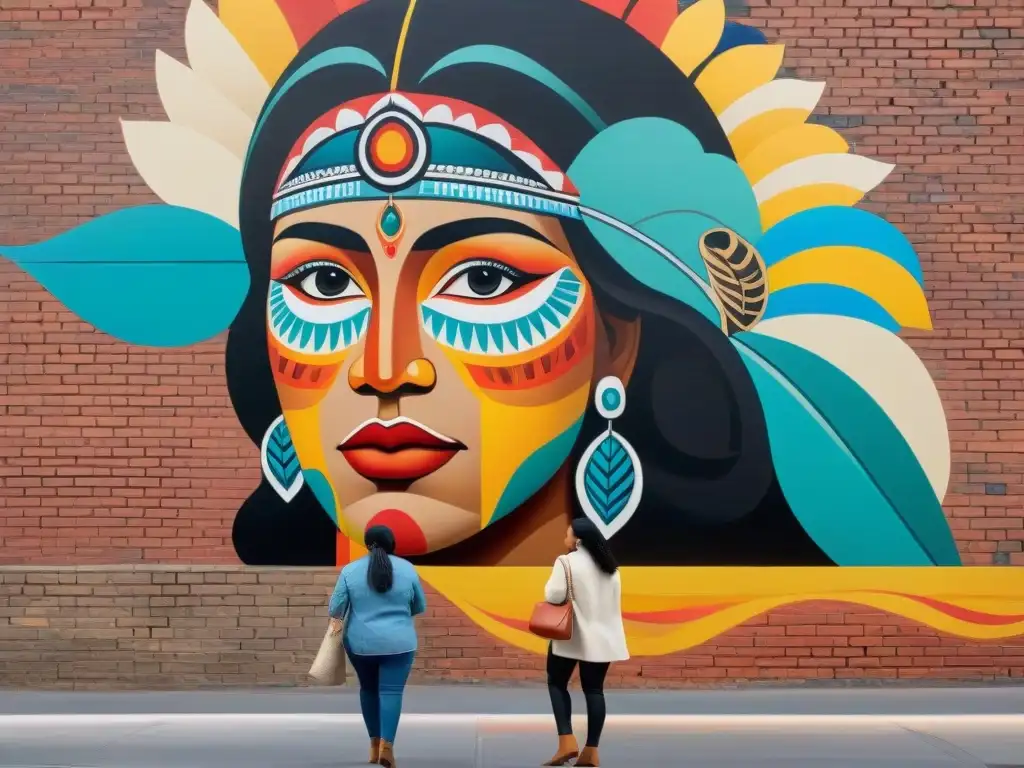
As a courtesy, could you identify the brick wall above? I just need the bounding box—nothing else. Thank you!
[1,567,1021,689]
[1,0,1023,687]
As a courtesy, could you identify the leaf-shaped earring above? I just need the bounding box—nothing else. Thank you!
[575,377,644,539]
[260,415,304,503]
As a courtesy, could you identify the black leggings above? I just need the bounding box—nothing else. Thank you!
[546,645,611,748]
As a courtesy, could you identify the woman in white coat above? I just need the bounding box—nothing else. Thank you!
[542,518,629,767]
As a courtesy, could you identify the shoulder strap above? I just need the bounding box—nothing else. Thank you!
[558,556,574,601]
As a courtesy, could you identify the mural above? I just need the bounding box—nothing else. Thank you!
[3,0,1024,656]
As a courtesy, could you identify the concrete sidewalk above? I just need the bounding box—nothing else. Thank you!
[1,686,1022,767]
[2,683,1023,715]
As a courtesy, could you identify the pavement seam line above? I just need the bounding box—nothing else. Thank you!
[898,725,989,767]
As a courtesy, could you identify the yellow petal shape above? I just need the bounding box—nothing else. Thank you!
[121,120,242,228]
[755,314,950,499]
[694,43,785,115]
[220,0,297,86]
[184,0,270,121]
[758,184,866,229]
[766,245,932,330]
[661,0,725,76]
[155,51,255,159]
[738,123,849,185]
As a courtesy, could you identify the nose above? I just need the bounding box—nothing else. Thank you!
[348,355,436,396]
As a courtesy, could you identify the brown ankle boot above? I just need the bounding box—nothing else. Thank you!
[377,740,396,768]
[368,737,380,763]
[542,734,579,766]
[576,746,600,766]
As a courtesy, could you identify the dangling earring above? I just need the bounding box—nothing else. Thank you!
[261,415,304,503]
[575,376,643,539]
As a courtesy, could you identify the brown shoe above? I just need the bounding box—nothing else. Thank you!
[368,737,380,763]
[377,740,396,768]
[542,734,579,766]
[576,746,600,766]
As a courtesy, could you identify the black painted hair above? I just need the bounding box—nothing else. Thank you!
[365,525,396,593]
[226,0,831,567]
[572,518,618,576]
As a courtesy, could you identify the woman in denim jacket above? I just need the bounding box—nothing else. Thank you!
[329,525,427,767]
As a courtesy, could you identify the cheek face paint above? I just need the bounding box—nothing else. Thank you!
[465,307,592,391]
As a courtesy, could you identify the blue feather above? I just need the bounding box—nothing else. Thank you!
[265,419,301,491]
[583,435,636,525]
[757,206,925,285]
[761,284,901,332]
[0,205,248,347]
[733,331,960,566]
[709,23,769,59]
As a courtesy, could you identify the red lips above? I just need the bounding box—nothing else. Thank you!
[338,419,465,484]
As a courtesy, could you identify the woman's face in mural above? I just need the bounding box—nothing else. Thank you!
[267,199,625,556]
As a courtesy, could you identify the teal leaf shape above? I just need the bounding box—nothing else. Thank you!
[568,118,762,328]
[583,434,636,526]
[733,331,961,566]
[0,205,248,347]
[261,415,304,503]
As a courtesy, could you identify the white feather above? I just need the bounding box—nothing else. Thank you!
[754,314,951,499]
[154,50,254,159]
[718,79,826,136]
[121,120,242,228]
[753,154,894,205]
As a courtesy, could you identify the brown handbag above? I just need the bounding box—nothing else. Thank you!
[528,556,574,640]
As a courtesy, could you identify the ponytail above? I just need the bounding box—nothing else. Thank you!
[364,525,396,593]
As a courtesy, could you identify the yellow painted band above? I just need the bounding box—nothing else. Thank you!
[738,124,849,185]
[419,566,1024,657]
[391,0,419,91]
[758,184,866,230]
[767,245,932,330]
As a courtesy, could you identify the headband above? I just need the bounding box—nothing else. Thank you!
[270,93,581,225]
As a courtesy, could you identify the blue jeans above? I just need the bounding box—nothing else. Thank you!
[345,645,415,744]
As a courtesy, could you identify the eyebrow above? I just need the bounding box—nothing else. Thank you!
[273,222,371,253]
[411,218,557,252]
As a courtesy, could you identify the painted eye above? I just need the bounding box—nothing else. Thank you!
[282,261,364,302]
[438,260,535,300]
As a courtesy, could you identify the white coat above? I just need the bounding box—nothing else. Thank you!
[544,545,629,663]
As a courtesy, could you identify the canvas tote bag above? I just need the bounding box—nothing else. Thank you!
[309,621,347,686]
[528,556,574,640]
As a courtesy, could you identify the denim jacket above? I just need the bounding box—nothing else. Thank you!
[328,554,427,656]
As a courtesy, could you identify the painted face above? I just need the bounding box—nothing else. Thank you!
[267,199,595,555]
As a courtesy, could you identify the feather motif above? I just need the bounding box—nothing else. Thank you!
[261,415,305,503]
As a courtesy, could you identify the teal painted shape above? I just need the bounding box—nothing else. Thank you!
[733,331,960,566]
[489,324,505,352]
[569,118,761,327]
[264,418,301,490]
[474,323,490,353]
[502,321,520,350]
[379,202,402,238]
[421,46,605,132]
[527,311,547,337]
[583,434,636,525]
[1,205,248,347]
[489,417,584,526]
[458,320,474,350]
[516,317,534,345]
[303,469,338,526]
